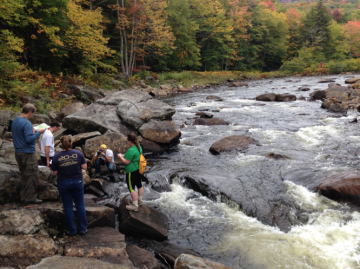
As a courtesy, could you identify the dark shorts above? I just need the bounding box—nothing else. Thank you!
[126,170,142,192]
[40,156,52,166]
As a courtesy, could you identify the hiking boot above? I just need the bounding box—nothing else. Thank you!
[79,229,87,235]
[126,203,139,211]
[138,200,143,206]
[24,199,43,205]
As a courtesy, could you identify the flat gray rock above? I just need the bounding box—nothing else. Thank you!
[0,209,43,235]
[95,89,151,105]
[139,121,181,144]
[117,98,175,129]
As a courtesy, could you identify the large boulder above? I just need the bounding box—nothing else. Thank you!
[71,131,102,147]
[64,227,133,267]
[255,93,276,101]
[139,121,181,144]
[0,110,14,127]
[84,132,130,160]
[175,254,235,269]
[126,245,161,269]
[0,161,21,204]
[193,118,228,126]
[317,170,360,206]
[117,98,175,129]
[209,135,258,154]
[62,103,132,135]
[27,256,134,269]
[345,77,360,84]
[30,114,51,125]
[95,89,151,105]
[37,180,59,200]
[0,209,44,235]
[328,103,348,114]
[138,239,201,267]
[118,198,169,241]
[0,233,57,268]
[310,90,326,100]
[276,94,296,102]
[139,137,169,153]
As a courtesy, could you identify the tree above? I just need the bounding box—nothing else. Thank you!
[302,0,332,57]
[285,8,303,61]
[331,8,342,22]
[344,21,360,57]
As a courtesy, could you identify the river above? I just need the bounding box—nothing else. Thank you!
[103,75,360,269]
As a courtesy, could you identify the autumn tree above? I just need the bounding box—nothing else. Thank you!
[344,21,360,57]
[285,8,303,61]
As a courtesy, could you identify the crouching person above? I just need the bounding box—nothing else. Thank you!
[92,144,114,177]
[51,136,87,236]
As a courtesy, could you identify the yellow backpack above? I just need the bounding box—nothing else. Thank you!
[137,146,146,174]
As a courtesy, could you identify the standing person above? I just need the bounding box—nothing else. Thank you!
[11,104,45,205]
[52,136,87,236]
[38,122,60,167]
[92,144,114,177]
[117,133,144,211]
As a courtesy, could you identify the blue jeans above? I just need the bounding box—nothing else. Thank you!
[95,158,114,174]
[57,179,87,234]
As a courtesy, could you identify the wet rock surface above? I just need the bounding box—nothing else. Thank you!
[209,135,258,154]
[139,121,181,144]
[119,199,169,241]
[0,209,43,235]
[255,93,276,101]
[126,245,161,269]
[193,118,228,126]
[175,254,235,269]
[138,239,201,267]
[317,170,360,206]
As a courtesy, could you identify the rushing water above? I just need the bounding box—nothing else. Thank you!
[105,75,360,269]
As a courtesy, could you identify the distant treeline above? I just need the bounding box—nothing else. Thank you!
[2,0,360,78]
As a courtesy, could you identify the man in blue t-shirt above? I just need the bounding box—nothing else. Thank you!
[11,104,45,205]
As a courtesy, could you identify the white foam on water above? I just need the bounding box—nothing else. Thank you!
[296,125,342,146]
[154,182,360,269]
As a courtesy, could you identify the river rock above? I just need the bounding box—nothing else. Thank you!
[126,245,161,269]
[0,125,6,138]
[195,112,213,118]
[318,78,335,83]
[175,254,234,269]
[317,170,360,206]
[139,137,169,153]
[138,239,201,267]
[310,90,326,100]
[229,82,248,87]
[139,121,181,144]
[30,114,51,125]
[71,131,101,147]
[84,132,130,160]
[176,171,295,232]
[0,110,14,127]
[37,180,59,200]
[63,227,133,266]
[117,98,175,129]
[62,102,132,135]
[276,94,296,102]
[328,83,341,88]
[206,95,223,101]
[345,77,360,84]
[55,102,85,123]
[0,233,57,268]
[27,256,134,269]
[328,103,348,113]
[96,89,151,106]
[38,166,57,186]
[255,93,276,101]
[118,198,169,241]
[326,91,349,101]
[209,135,258,154]
[193,118,229,126]
[0,161,21,204]
[298,87,310,91]
[349,83,360,89]
[0,209,44,235]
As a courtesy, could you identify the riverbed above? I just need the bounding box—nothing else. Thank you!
[106,75,360,269]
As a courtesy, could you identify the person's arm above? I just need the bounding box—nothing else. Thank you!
[80,152,87,170]
[24,122,44,144]
[53,170,58,175]
[117,153,131,165]
[81,163,87,170]
[45,146,50,167]
[104,151,112,163]
[92,152,99,162]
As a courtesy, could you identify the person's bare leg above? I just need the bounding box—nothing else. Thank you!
[130,191,138,201]
[138,187,144,206]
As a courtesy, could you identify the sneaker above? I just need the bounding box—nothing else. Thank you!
[138,200,143,206]
[126,203,139,211]
[79,229,87,235]
[24,199,43,205]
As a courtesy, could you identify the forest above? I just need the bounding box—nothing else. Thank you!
[2,0,360,109]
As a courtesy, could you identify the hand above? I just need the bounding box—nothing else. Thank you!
[33,129,37,134]
[47,160,50,167]
[101,152,106,156]
[117,153,123,158]
[39,129,46,134]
